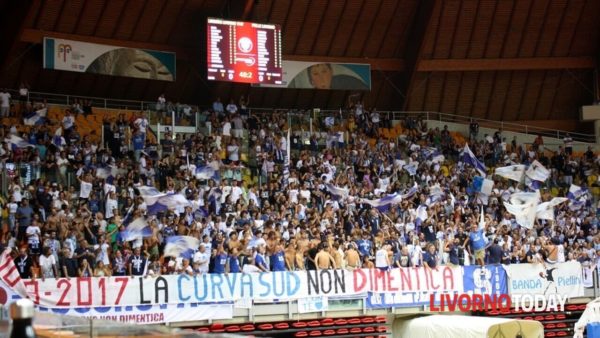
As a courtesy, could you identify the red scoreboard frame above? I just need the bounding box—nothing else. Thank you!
[207,18,283,84]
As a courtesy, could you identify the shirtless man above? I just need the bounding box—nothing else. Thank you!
[315,244,337,270]
[344,243,361,270]
[330,242,343,269]
[541,237,558,264]
[228,232,241,252]
[265,231,278,256]
[285,240,296,271]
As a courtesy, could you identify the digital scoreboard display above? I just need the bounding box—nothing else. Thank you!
[207,18,282,84]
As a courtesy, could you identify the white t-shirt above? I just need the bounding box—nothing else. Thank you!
[39,255,56,276]
[79,181,92,199]
[26,225,41,244]
[375,249,389,268]
[193,251,210,273]
[135,118,148,133]
[105,198,118,219]
[0,92,10,107]
[222,122,231,136]
[226,103,238,114]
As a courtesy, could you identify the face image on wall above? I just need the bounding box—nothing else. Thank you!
[87,48,174,81]
[287,63,370,90]
[44,37,176,81]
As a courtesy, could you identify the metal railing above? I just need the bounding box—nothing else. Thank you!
[6,89,597,143]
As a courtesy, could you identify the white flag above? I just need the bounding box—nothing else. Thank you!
[503,192,540,229]
[494,164,526,182]
[536,197,568,220]
[526,160,550,182]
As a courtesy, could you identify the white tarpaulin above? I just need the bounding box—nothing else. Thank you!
[393,315,543,338]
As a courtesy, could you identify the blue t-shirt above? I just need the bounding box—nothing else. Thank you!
[255,253,268,271]
[213,253,228,273]
[132,134,145,151]
[271,251,286,271]
[356,239,372,257]
[229,255,240,273]
[470,229,486,251]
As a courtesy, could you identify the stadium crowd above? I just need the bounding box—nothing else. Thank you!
[0,94,599,280]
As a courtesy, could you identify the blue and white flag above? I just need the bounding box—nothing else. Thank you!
[324,116,335,127]
[494,164,526,182]
[403,162,418,176]
[536,197,568,220]
[283,128,290,188]
[415,205,428,227]
[471,176,494,195]
[402,185,419,200]
[164,236,200,259]
[23,107,47,126]
[425,184,445,206]
[524,176,544,191]
[96,165,117,180]
[421,147,438,159]
[461,143,487,176]
[567,184,585,200]
[120,218,152,242]
[137,186,166,206]
[525,160,550,183]
[7,135,34,149]
[195,166,220,182]
[121,204,135,226]
[147,194,191,215]
[325,184,349,200]
[361,193,403,212]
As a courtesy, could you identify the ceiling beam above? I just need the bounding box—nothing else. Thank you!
[20,28,187,55]
[417,57,596,72]
[284,55,405,72]
[0,0,34,70]
[400,0,439,110]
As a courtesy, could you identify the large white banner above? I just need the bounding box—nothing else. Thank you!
[504,261,584,298]
[36,303,232,324]
[20,267,463,308]
[43,37,176,81]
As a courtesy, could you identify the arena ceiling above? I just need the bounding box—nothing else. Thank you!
[0,0,599,121]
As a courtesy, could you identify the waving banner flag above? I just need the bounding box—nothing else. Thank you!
[195,166,220,182]
[494,164,526,182]
[425,184,445,206]
[23,107,47,126]
[431,154,445,164]
[137,186,166,202]
[96,165,117,180]
[536,197,568,220]
[361,193,403,212]
[147,194,191,215]
[403,162,418,176]
[0,249,29,298]
[7,135,35,149]
[503,192,540,229]
[461,144,486,176]
[324,116,335,127]
[415,205,428,226]
[325,184,349,200]
[164,236,200,259]
[567,184,585,200]
[526,160,550,183]
[283,128,291,188]
[121,218,152,242]
[471,176,494,196]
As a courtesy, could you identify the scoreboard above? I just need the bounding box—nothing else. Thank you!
[207,18,283,84]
